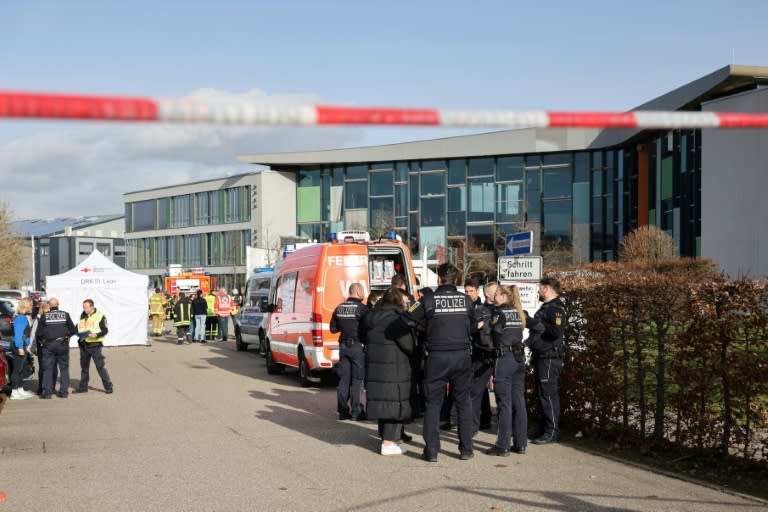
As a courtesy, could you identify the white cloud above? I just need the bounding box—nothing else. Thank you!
[0,89,366,219]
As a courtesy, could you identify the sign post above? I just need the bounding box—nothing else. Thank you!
[498,255,543,315]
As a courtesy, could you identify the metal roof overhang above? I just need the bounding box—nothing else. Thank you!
[237,65,768,170]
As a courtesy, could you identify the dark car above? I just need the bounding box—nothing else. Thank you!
[0,300,13,340]
[0,353,9,413]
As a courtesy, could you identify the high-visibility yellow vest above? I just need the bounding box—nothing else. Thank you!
[205,295,216,316]
[149,293,165,315]
[78,310,106,343]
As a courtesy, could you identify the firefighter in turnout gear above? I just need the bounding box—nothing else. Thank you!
[173,292,192,344]
[149,287,166,336]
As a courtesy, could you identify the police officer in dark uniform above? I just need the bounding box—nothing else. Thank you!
[401,263,477,462]
[485,285,543,455]
[469,278,495,434]
[35,297,77,399]
[528,277,566,444]
[330,283,369,420]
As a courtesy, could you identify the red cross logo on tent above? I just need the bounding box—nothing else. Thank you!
[81,267,92,273]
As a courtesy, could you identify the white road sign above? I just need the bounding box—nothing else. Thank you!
[498,256,542,281]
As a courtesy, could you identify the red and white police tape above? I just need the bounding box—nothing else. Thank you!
[1,91,767,129]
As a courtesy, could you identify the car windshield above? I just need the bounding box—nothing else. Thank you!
[0,291,22,299]
[0,301,14,315]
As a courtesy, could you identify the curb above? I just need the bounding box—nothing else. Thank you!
[563,441,768,506]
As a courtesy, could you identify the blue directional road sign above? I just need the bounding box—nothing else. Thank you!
[505,231,533,256]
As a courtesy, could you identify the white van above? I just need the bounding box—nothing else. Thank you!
[236,270,276,353]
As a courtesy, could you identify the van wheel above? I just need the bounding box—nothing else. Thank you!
[298,351,311,388]
[265,340,283,375]
[235,326,246,352]
[258,330,266,357]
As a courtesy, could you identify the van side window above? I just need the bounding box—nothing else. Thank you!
[276,272,298,314]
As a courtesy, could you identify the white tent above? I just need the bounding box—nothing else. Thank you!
[46,250,149,347]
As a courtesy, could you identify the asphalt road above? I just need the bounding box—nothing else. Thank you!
[1,337,765,512]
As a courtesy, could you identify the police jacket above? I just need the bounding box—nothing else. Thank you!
[403,284,476,352]
[473,300,495,355]
[490,306,524,348]
[36,307,77,342]
[528,296,566,356]
[330,297,368,343]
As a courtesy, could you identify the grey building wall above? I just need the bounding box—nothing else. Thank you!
[702,87,768,278]
[37,236,124,291]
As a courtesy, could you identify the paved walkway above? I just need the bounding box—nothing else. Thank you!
[0,338,765,511]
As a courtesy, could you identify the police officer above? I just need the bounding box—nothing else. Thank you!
[74,299,114,394]
[468,278,494,434]
[485,285,542,456]
[330,283,368,420]
[35,297,77,398]
[402,263,476,462]
[528,277,566,444]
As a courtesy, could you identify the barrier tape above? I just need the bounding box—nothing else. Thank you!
[1,91,767,129]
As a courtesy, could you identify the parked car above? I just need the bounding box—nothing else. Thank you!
[0,300,14,340]
[0,289,27,311]
[0,351,10,414]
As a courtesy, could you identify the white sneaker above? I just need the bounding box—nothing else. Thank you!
[380,443,407,456]
[11,389,33,400]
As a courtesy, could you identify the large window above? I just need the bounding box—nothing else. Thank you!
[369,197,393,227]
[345,182,368,209]
[158,198,170,229]
[496,183,523,222]
[468,157,493,177]
[421,197,444,227]
[448,159,466,185]
[172,194,191,228]
[447,186,466,236]
[346,164,367,180]
[421,173,445,195]
[370,171,393,195]
[497,156,524,182]
[467,177,494,222]
[133,200,155,231]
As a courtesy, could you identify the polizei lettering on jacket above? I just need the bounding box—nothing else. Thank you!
[44,311,69,324]
[433,295,468,314]
[335,305,360,319]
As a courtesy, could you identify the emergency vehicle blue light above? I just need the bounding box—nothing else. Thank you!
[327,232,337,242]
[386,231,397,240]
[252,267,272,273]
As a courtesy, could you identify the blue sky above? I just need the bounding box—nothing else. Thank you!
[2,1,767,218]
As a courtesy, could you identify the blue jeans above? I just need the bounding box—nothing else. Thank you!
[217,316,229,340]
[194,315,206,341]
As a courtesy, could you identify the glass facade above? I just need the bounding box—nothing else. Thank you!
[125,186,251,232]
[292,132,703,267]
[126,230,250,269]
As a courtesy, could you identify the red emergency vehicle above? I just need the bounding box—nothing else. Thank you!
[263,231,418,386]
[164,270,217,295]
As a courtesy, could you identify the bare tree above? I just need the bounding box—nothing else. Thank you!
[620,225,677,268]
[0,203,24,288]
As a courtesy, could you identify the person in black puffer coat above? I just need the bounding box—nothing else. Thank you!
[364,287,415,456]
